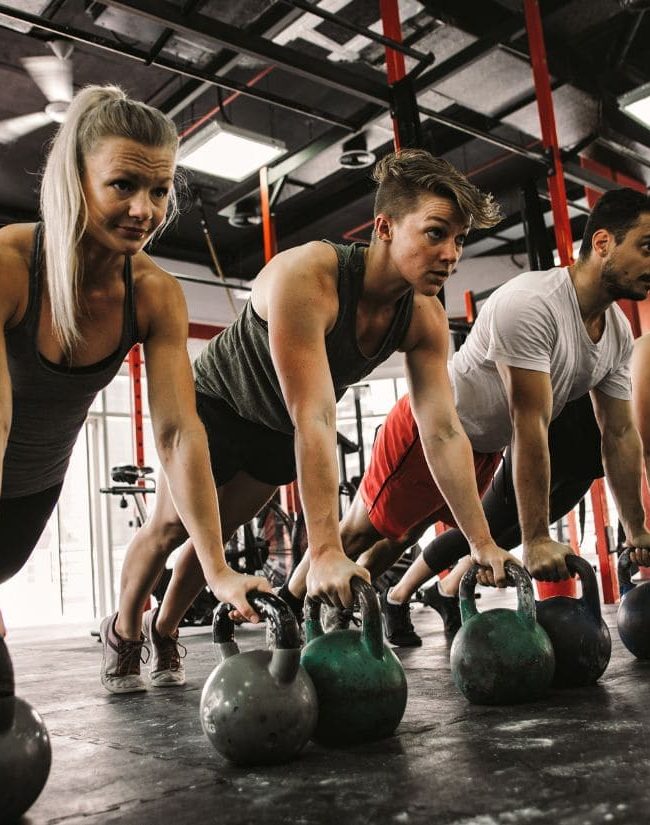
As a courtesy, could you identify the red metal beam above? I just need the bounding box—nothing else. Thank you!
[380,0,406,150]
[523,0,574,267]
[127,345,145,469]
[259,165,277,263]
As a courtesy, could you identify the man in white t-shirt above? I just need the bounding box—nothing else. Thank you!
[283,187,650,644]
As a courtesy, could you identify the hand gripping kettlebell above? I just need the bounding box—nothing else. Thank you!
[0,637,52,822]
[450,562,555,705]
[535,554,611,687]
[301,577,407,746]
[617,549,650,659]
[200,592,318,765]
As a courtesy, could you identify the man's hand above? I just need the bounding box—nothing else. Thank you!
[626,530,650,567]
[306,547,371,608]
[523,538,574,581]
[208,567,272,624]
[471,541,521,588]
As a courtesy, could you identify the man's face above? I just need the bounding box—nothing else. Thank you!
[601,212,650,302]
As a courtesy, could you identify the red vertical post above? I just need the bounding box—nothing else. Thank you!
[566,510,580,553]
[523,0,577,598]
[464,290,476,324]
[259,165,277,262]
[259,165,299,515]
[590,479,619,603]
[379,0,406,151]
[127,345,145,468]
[523,0,574,267]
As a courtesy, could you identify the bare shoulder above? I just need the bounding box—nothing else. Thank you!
[0,223,36,323]
[254,240,340,322]
[261,240,339,295]
[0,223,36,269]
[401,293,448,351]
[633,332,650,357]
[131,253,187,339]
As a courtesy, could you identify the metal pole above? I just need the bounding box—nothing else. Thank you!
[523,0,575,266]
[380,0,407,150]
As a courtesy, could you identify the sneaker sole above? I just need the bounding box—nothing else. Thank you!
[150,671,186,687]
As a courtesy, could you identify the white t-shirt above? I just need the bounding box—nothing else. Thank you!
[450,267,634,453]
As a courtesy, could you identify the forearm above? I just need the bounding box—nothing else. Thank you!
[420,427,493,550]
[157,426,227,582]
[511,416,551,544]
[602,428,648,539]
[293,415,342,558]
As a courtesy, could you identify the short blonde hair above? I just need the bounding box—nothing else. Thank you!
[372,148,502,230]
[40,85,179,352]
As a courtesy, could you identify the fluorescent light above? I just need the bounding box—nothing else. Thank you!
[179,122,285,181]
[619,82,650,130]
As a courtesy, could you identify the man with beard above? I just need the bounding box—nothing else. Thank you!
[282,187,650,644]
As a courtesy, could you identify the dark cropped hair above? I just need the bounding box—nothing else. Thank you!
[578,187,650,260]
[372,148,502,229]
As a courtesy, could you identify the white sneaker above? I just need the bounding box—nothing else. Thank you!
[99,613,148,694]
[141,608,186,687]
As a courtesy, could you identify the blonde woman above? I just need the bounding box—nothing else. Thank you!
[0,86,269,693]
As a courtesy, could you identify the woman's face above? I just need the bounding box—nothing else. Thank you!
[81,136,176,256]
[376,193,469,296]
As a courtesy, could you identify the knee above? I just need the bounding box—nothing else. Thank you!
[0,549,32,586]
[141,516,187,557]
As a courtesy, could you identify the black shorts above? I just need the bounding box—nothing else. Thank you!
[196,392,297,487]
[0,482,62,584]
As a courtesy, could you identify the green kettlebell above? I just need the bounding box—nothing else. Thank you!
[200,591,318,765]
[450,562,555,705]
[301,577,407,745]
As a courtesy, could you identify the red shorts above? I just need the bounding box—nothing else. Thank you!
[359,395,502,540]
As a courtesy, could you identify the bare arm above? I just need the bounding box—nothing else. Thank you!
[498,364,573,580]
[632,334,650,484]
[141,270,269,621]
[405,298,517,586]
[591,389,650,565]
[265,245,369,607]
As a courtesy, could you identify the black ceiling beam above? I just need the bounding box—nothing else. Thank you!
[159,3,304,118]
[0,4,357,131]
[414,17,526,93]
[102,0,391,106]
[279,0,434,66]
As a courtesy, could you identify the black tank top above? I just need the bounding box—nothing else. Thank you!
[193,241,414,434]
[2,224,140,497]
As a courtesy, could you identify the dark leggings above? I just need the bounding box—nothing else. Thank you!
[0,483,62,584]
[420,394,604,575]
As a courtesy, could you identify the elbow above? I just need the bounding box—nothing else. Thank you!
[427,422,464,446]
[291,404,336,434]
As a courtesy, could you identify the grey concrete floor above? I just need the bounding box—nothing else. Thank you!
[6,591,650,825]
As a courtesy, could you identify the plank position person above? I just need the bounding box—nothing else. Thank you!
[0,85,270,690]
[285,187,650,645]
[114,148,516,688]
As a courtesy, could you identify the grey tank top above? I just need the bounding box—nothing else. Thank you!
[2,224,140,498]
[194,241,414,434]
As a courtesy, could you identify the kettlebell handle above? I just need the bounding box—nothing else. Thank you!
[459,561,536,628]
[618,548,639,595]
[212,591,302,650]
[304,577,384,660]
[565,554,602,622]
[0,637,14,699]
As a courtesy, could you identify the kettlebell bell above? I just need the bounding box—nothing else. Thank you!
[301,577,407,746]
[0,637,52,823]
[617,549,650,659]
[450,562,555,705]
[535,554,611,687]
[200,591,318,765]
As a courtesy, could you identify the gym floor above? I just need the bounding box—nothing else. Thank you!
[9,590,650,825]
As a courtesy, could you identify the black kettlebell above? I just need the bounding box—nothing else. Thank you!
[0,637,52,823]
[200,591,317,765]
[535,554,611,688]
[450,562,555,705]
[617,549,650,659]
[301,577,407,745]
